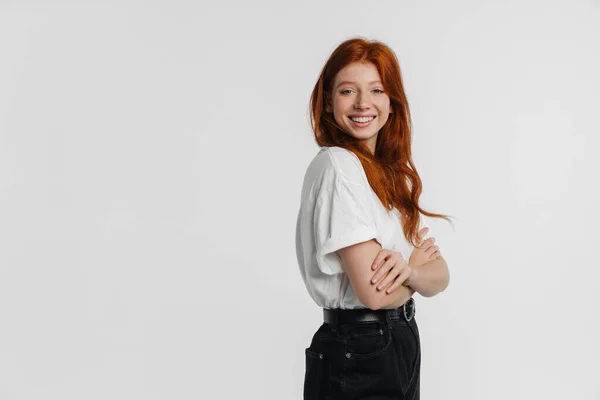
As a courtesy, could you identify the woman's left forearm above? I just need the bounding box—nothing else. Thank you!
[404,256,450,297]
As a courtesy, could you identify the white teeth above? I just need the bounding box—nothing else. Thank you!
[350,116,375,123]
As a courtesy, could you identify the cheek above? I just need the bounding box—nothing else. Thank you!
[380,114,390,126]
[377,103,391,123]
[378,106,391,121]
[333,103,348,123]
[377,98,391,113]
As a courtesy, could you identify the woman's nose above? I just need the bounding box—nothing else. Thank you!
[354,93,370,109]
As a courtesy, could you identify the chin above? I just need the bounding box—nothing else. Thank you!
[349,130,378,140]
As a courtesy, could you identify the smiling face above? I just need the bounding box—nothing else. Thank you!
[326,62,392,154]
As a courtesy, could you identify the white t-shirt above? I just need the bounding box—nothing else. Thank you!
[295,146,433,309]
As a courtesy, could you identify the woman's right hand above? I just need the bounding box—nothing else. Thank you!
[370,250,413,294]
[408,227,441,268]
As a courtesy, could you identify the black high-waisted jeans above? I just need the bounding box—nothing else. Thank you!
[303,307,421,399]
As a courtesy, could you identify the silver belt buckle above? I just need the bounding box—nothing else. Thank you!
[403,298,415,321]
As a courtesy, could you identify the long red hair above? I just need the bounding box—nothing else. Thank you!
[310,37,453,247]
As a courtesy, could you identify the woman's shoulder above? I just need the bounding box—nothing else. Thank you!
[320,145,359,161]
[314,146,365,181]
[300,146,369,201]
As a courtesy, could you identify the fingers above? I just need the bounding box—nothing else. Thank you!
[419,238,437,258]
[425,244,439,254]
[375,265,398,291]
[416,227,429,243]
[420,241,440,262]
[375,259,409,292]
[371,257,393,285]
[383,266,412,294]
[371,249,392,271]
[371,251,405,284]
[419,237,435,248]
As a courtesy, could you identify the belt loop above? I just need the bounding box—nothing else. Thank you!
[385,310,393,330]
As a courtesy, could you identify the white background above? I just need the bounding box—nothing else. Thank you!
[1,0,599,399]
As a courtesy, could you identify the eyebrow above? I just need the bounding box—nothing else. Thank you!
[336,80,382,88]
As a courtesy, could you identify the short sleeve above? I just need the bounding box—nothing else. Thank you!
[313,176,379,275]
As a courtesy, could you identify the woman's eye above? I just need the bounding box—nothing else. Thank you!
[340,89,353,95]
[373,89,384,94]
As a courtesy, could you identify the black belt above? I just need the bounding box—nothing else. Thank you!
[324,298,416,325]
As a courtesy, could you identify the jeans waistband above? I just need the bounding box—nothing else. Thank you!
[323,298,416,329]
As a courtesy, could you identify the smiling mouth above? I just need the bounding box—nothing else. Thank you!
[348,116,376,127]
[349,116,376,123]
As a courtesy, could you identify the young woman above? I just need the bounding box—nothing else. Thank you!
[295,37,452,399]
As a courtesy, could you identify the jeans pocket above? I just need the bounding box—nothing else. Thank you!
[345,326,392,360]
[304,348,324,400]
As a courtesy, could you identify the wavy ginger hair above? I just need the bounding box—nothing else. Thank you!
[310,37,453,247]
